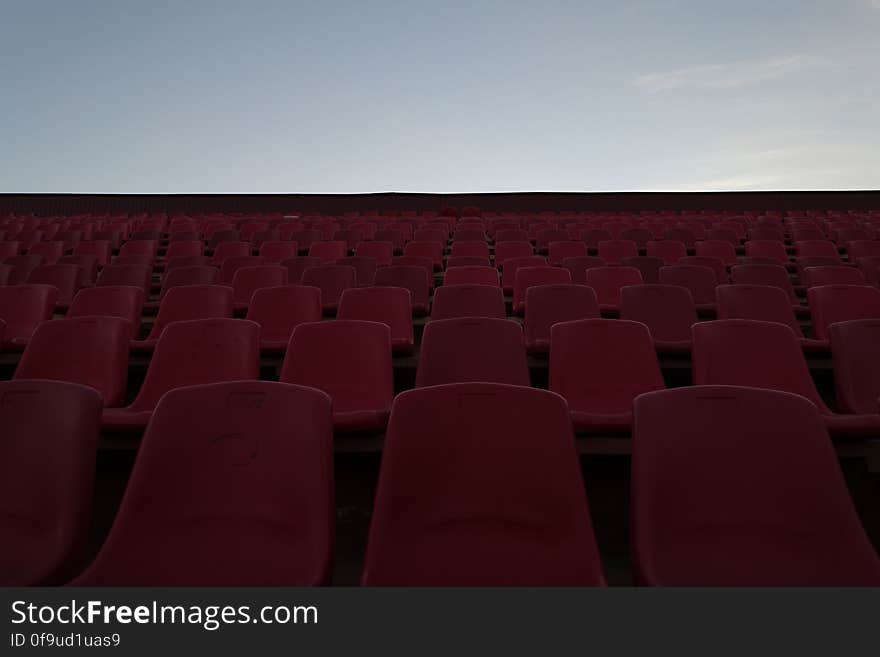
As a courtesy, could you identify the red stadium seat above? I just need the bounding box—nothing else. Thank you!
[620,284,696,352]
[560,256,606,283]
[581,228,613,248]
[597,240,638,265]
[744,240,788,264]
[164,241,204,262]
[830,320,880,415]
[14,317,130,407]
[362,383,605,586]
[808,284,880,341]
[355,241,394,267]
[446,256,491,268]
[730,264,798,303]
[548,241,588,265]
[0,284,58,348]
[430,284,506,321]
[0,380,102,585]
[282,256,322,284]
[158,265,219,300]
[692,319,880,438]
[207,229,240,250]
[136,285,233,348]
[646,240,687,265]
[524,284,600,355]
[512,266,571,315]
[118,239,158,261]
[373,230,405,253]
[280,320,394,433]
[714,284,820,348]
[416,318,529,387]
[584,266,643,312]
[104,319,260,429]
[494,241,533,269]
[550,319,664,434]
[27,241,64,265]
[631,385,880,585]
[338,287,414,355]
[846,241,880,261]
[0,264,12,286]
[802,266,866,288]
[658,264,717,310]
[165,255,211,271]
[620,227,653,248]
[27,264,85,307]
[75,381,333,585]
[795,240,840,260]
[679,255,728,283]
[301,264,357,314]
[231,265,288,307]
[403,241,444,271]
[68,286,145,340]
[374,265,431,316]
[219,256,265,285]
[450,241,490,260]
[309,240,348,263]
[444,265,499,287]
[246,285,322,352]
[337,256,377,287]
[621,256,664,284]
[663,227,696,247]
[536,228,570,253]
[210,241,252,266]
[96,264,152,295]
[857,256,880,286]
[259,241,300,264]
[495,229,529,243]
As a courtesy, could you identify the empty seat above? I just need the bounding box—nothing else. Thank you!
[664,227,696,247]
[280,320,393,433]
[118,240,158,260]
[446,256,491,268]
[282,256,322,284]
[695,240,736,266]
[716,284,811,343]
[333,229,363,251]
[163,240,204,263]
[112,254,153,267]
[584,266,643,311]
[646,240,687,265]
[211,241,252,266]
[413,228,446,244]
[524,284,600,355]
[620,284,697,351]
[679,255,728,283]
[355,241,394,267]
[597,240,638,265]
[791,227,827,242]
[444,265,499,287]
[808,285,880,341]
[104,319,260,429]
[96,264,153,295]
[846,241,880,261]
[27,264,85,306]
[337,256,377,287]
[536,229,571,253]
[165,254,211,271]
[795,240,840,260]
[560,255,606,283]
[27,241,65,264]
[0,285,58,348]
[693,319,880,437]
[512,266,572,315]
[309,240,348,263]
[620,227,653,248]
[362,382,604,586]
[206,229,240,249]
[706,227,739,246]
[137,285,233,348]
[749,227,785,242]
[68,286,145,339]
[374,265,431,316]
[373,229,405,253]
[231,265,288,307]
[0,241,22,260]
[802,265,866,288]
[0,380,102,585]
[75,381,334,585]
[550,318,664,434]
[495,229,529,243]
[450,241,490,260]
[300,264,357,314]
[548,241,588,265]
[631,386,880,586]
[338,286,414,355]
[259,241,300,264]
[494,241,533,269]
[857,256,880,286]
[581,228,613,248]
[14,317,130,407]
[658,264,717,310]
[744,240,789,264]
[219,255,264,285]
[730,264,798,303]
[0,264,11,286]
[830,320,880,415]
[158,265,219,300]
[3,255,44,285]
[246,285,322,352]
[621,256,664,284]
[430,284,506,321]
[403,241,444,271]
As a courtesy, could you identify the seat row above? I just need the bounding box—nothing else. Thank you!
[2,379,878,586]
[5,313,880,439]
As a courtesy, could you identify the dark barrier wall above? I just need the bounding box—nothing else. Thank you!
[1,190,880,215]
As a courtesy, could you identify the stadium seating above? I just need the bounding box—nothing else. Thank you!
[550,319,664,434]
[444,265,499,287]
[231,265,288,308]
[620,284,696,352]
[450,241,490,260]
[692,319,880,437]
[631,386,880,585]
[0,380,102,585]
[374,265,431,316]
[136,285,233,348]
[808,285,880,340]
[14,317,131,407]
[858,256,880,286]
[158,265,219,300]
[548,241,588,265]
[795,240,840,260]
[74,381,334,585]
[355,241,394,267]
[430,284,506,321]
[658,264,717,311]
[58,254,99,286]
[744,240,788,264]
[104,319,261,430]
[597,240,638,265]
[0,285,58,348]
[560,256,606,283]
[695,240,736,266]
[219,255,265,285]
[28,241,64,264]
[416,318,529,387]
[68,286,145,340]
[362,383,605,586]
[27,264,85,307]
[245,285,322,352]
[584,266,643,312]
[403,241,443,270]
[494,241,533,269]
[646,240,687,265]
[524,284,600,355]
[300,264,358,314]
[730,264,799,303]
[621,256,664,284]
[96,264,153,295]
[280,320,394,432]
[338,287,414,354]
[282,256,323,284]
[830,320,880,415]
[802,266,867,288]
[259,241,300,264]
[211,241,252,266]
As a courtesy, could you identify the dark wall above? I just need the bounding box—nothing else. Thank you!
[2,190,880,215]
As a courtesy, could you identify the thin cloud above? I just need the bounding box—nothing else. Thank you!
[635,54,824,92]
[867,0,880,9]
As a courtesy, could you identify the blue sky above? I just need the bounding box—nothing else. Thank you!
[1,0,878,193]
